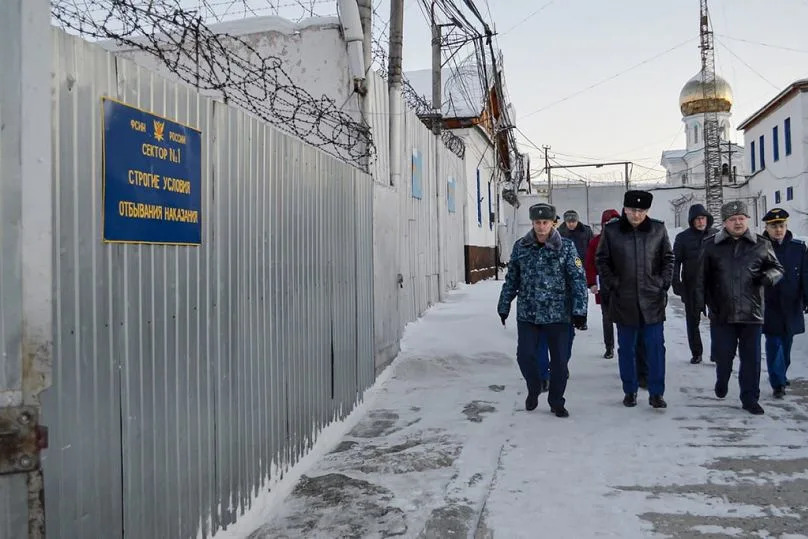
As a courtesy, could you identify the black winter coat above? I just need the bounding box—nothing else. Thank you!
[673,205,718,315]
[558,222,593,260]
[595,215,675,326]
[763,231,808,336]
[693,228,784,325]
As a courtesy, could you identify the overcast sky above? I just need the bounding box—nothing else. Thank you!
[388,0,808,182]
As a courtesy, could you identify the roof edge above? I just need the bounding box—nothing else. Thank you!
[738,79,808,130]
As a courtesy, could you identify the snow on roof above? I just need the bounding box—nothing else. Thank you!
[405,64,491,119]
[204,15,341,37]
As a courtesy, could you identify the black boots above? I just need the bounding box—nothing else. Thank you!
[649,395,667,408]
[714,381,728,399]
[604,348,614,359]
[773,386,786,399]
[690,355,702,364]
[525,391,539,411]
[743,402,765,415]
[623,393,637,407]
[551,406,569,418]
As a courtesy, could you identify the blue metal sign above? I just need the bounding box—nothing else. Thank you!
[102,97,202,245]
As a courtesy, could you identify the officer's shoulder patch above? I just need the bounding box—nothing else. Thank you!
[574,257,582,268]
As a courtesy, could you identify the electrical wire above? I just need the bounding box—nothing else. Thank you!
[716,34,808,54]
[499,1,554,36]
[717,40,781,91]
[519,36,698,119]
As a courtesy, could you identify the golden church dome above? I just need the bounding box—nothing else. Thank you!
[679,71,733,116]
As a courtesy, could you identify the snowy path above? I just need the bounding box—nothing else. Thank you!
[225,281,808,539]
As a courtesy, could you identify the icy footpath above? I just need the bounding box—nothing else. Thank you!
[218,280,808,539]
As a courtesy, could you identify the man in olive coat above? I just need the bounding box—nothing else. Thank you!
[693,200,784,415]
[595,190,674,409]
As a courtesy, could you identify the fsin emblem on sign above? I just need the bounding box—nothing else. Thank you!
[102,97,202,245]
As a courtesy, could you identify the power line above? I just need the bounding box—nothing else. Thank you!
[717,40,781,91]
[519,36,697,119]
[499,1,554,36]
[716,34,808,54]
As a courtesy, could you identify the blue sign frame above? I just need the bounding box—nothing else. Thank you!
[102,97,202,245]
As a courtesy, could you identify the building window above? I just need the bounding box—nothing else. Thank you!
[775,190,781,204]
[681,172,688,185]
[785,117,792,156]
[694,124,699,144]
[476,169,482,227]
[762,195,767,214]
[751,140,756,172]
[773,125,780,161]
[488,181,493,230]
[787,186,794,201]
[759,135,766,169]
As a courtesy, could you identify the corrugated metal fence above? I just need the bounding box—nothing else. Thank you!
[42,29,374,538]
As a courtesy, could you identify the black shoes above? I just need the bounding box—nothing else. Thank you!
[604,348,614,359]
[551,406,569,418]
[623,393,637,407]
[743,402,765,415]
[638,376,648,390]
[773,386,786,399]
[785,380,791,387]
[525,391,539,411]
[690,355,702,364]
[649,395,667,408]
[715,381,728,399]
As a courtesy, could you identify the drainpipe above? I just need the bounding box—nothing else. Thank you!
[388,0,404,187]
[338,0,367,96]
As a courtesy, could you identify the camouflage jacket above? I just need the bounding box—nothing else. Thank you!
[498,228,588,324]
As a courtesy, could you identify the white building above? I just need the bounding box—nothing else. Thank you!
[661,71,745,187]
[406,65,515,283]
[739,79,808,237]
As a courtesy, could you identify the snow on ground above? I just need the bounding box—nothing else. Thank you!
[219,280,808,539]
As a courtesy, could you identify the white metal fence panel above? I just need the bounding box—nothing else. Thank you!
[43,29,374,539]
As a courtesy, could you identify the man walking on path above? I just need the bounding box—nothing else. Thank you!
[760,208,808,399]
[693,200,784,415]
[558,209,593,261]
[673,204,718,364]
[498,203,588,417]
[596,191,674,409]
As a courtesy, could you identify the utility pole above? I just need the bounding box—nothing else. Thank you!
[431,0,444,299]
[624,161,630,191]
[722,140,736,183]
[543,145,552,203]
[700,0,723,219]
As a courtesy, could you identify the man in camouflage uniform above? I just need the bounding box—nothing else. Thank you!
[498,203,588,418]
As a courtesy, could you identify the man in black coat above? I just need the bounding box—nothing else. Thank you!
[595,190,675,409]
[673,204,718,364]
[558,210,594,261]
[761,208,808,398]
[693,200,784,415]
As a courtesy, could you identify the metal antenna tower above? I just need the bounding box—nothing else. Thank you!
[700,0,723,218]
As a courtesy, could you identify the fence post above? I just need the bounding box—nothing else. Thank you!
[0,0,53,536]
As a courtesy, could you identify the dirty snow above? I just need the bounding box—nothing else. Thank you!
[214,280,808,538]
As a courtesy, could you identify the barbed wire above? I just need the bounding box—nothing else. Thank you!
[51,0,373,169]
[371,33,465,160]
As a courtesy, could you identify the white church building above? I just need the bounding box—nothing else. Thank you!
[660,72,745,187]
